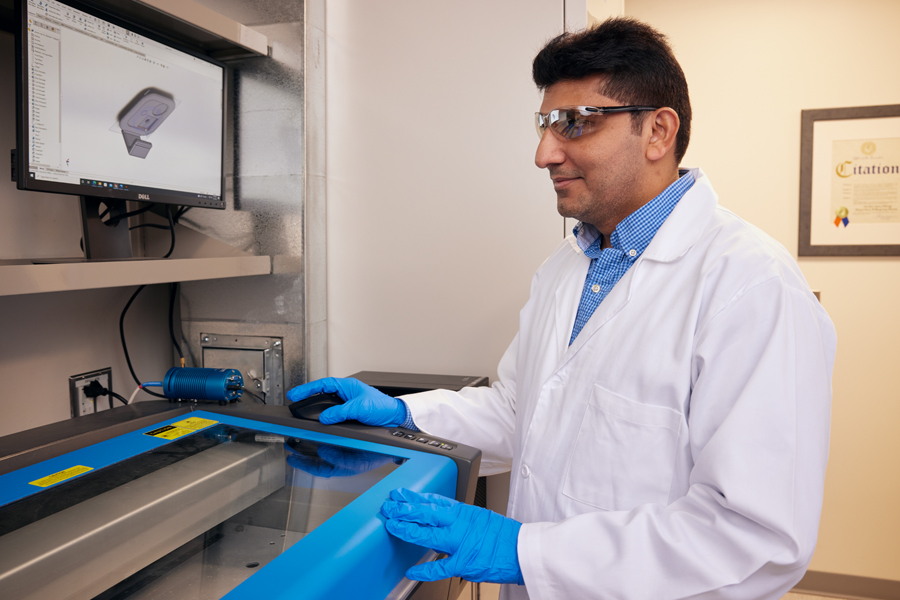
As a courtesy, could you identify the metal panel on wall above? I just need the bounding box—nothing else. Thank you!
[177,0,327,397]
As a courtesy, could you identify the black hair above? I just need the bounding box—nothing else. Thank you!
[533,17,691,163]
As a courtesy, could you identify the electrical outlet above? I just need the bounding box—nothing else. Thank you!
[69,368,113,417]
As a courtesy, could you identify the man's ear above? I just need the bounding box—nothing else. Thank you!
[644,108,680,162]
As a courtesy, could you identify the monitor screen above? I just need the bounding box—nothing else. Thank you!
[17,0,225,209]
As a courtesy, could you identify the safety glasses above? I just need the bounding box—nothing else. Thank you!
[535,105,659,140]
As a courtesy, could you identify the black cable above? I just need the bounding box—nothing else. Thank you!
[163,205,176,258]
[242,388,266,404]
[129,223,170,231]
[119,284,165,398]
[106,203,155,226]
[108,391,129,406]
[174,206,192,223]
[168,282,183,362]
[119,215,177,399]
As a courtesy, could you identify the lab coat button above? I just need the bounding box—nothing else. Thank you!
[521,465,531,478]
[591,284,601,293]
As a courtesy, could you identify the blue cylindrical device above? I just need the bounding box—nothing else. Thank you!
[162,367,243,402]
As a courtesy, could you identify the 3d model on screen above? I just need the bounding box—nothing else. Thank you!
[118,88,176,159]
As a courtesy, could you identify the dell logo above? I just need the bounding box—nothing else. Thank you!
[138,194,150,200]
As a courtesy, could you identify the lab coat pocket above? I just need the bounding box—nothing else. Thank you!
[562,385,682,511]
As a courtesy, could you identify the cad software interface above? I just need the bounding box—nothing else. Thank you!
[25,0,224,200]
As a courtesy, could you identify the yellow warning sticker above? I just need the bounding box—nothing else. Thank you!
[172,417,218,431]
[29,465,93,488]
[144,417,218,441]
[143,425,194,440]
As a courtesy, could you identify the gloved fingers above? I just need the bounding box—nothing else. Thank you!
[318,403,354,425]
[385,518,455,554]
[389,487,459,508]
[286,377,340,402]
[381,500,456,527]
[406,557,455,582]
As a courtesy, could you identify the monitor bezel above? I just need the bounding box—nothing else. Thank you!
[14,0,227,210]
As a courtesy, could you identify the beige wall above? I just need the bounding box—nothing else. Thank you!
[0,286,172,437]
[626,0,900,581]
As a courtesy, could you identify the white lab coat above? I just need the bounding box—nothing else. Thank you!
[403,168,835,600]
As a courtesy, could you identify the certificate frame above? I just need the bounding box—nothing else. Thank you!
[799,104,900,256]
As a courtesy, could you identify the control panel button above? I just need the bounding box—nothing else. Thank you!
[428,440,442,447]
[404,433,416,440]
[391,431,404,437]
[416,437,429,443]
[439,443,454,450]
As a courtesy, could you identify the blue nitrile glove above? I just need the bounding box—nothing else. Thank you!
[381,488,525,585]
[285,442,394,478]
[286,377,407,427]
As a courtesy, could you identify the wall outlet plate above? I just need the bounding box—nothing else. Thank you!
[69,368,113,417]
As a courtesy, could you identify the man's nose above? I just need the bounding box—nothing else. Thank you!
[535,129,565,169]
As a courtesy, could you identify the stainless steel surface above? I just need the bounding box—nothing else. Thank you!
[385,550,440,600]
[201,333,285,404]
[0,441,285,600]
[179,0,327,391]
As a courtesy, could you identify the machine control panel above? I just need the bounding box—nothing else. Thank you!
[390,430,455,450]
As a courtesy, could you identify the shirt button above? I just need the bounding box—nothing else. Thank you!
[591,284,601,293]
[521,465,531,478]
[629,249,637,257]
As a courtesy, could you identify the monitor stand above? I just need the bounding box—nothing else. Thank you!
[80,196,132,260]
[29,197,159,264]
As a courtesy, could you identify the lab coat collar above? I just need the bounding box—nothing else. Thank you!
[554,168,717,368]
[563,168,716,262]
[640,167,718,263]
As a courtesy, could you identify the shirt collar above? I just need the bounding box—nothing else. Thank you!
[572,170,695,258]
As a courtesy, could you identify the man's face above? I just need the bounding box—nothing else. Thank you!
[535,75,648,233]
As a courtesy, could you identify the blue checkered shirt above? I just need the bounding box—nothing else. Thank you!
[399,171,693,429]
[569,171,694,345]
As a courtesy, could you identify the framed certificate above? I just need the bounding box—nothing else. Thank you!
[799,104,900,255]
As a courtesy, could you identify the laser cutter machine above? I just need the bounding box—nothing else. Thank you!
[0,396,480,600]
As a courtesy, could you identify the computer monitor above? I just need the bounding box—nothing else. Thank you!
[14,0,226,258]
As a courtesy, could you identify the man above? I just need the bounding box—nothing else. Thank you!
[289,18,836,600]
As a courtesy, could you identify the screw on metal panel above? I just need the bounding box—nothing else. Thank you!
[202,336,210,342]
[274,340,282,347]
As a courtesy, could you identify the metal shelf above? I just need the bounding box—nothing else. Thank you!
[0,255,272,296]
[0,0,268,59]
[93,0,269,59]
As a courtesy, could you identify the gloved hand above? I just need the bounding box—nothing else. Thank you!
[285,440,394,478]
[381,488,524,585]
[286,377,407,427]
